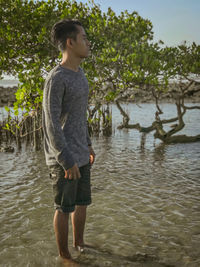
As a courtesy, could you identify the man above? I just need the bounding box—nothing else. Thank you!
[42,19,95,263]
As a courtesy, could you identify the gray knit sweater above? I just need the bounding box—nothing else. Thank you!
[42,65,91,170]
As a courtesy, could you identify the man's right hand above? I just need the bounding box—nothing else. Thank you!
[64,163,81,180]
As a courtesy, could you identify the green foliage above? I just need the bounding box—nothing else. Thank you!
[1,0,199,120]
[2,114,17,135]
[4,106,10,112]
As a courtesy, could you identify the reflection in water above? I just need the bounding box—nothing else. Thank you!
[153,143,166,163]
[140,132,147,152]
[0,104,200,266]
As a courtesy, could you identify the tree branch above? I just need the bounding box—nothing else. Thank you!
[151,88,163,114]
[183,105,200,110]
[116,100,130,126]
[20,126,42,138]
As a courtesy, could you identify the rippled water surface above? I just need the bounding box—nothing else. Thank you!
[0,104,200,267]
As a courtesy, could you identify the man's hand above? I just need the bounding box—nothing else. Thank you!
[89,146,96,165]
[64,163,81,180]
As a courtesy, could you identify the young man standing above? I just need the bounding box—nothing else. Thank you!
[42,19,95,263]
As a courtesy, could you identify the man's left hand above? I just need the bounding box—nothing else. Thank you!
[89,146,96,165]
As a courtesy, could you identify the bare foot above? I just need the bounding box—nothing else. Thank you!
[58,255,80,267]
[74,245,84,253]
[73,243,95,253]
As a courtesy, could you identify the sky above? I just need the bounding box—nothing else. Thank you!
[77,0,200,46]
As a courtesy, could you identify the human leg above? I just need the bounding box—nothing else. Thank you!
[49,164,78,258]
[54,209,71,259]
[71,163,92,249]
[71,205,87,248]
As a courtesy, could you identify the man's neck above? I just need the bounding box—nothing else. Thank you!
[61,53,82,72]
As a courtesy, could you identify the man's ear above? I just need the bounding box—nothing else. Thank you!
[66,38,73,48]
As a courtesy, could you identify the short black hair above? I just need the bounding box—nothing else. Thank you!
[51,19,82,52]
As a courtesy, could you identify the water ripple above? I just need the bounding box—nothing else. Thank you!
[1,104,200,266]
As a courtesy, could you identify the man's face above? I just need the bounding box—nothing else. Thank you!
[70,26,91,58]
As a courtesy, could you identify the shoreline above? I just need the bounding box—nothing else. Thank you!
[0,85,200,107]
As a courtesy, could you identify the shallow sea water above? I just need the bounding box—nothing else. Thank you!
[0,103,200,267]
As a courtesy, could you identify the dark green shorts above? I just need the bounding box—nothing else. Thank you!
[48,162,91,213]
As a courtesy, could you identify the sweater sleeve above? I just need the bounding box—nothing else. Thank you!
[42,75,75,170]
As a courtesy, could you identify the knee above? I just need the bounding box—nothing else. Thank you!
[75,205,87,211]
